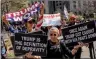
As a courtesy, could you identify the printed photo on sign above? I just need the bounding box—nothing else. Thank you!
[14,33,48,57]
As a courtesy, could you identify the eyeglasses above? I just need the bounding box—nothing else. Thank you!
[50,34,57,36]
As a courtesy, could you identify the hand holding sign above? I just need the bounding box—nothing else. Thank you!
[71,42,85,55]
[24,52,41,59]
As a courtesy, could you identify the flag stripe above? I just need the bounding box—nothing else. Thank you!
[35,15,43,31]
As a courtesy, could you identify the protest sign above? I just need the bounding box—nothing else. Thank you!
[10,36,23,56]
[10,31,45,56]
[42,13,61,26]
[62,21,96,47]
[14,33,48,57]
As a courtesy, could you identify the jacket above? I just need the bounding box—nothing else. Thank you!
[42,39,74,59]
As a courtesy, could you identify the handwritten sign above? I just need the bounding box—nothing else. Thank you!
[62,21,96,47]
[14,33,47,57]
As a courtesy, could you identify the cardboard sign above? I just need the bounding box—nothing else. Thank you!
[14,33,48,57]
[62,21,96,47]
[42,13,61,26]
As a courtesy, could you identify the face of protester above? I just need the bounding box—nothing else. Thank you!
[47,26,52,31]
[69,18,75,23]
[49,29,59,42]
[27,20,33,32]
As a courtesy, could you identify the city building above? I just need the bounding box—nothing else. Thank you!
[1,0,96,15]
[31,0,96,14]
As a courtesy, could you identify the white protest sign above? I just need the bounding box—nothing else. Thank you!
[42,13,61,26]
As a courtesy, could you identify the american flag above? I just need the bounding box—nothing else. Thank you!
[35,15,43,31]
[35,2,44,31]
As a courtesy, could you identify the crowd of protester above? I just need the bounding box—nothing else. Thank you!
[1,2,96,59]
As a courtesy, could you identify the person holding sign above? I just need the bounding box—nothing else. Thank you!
[24,27,85,59]
[68,15,89,59]
[26,18,36,33]
[68,15,82,59]
[45,27,85,59]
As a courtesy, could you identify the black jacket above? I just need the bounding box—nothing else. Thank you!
[42,40,74,59]
[68,22,82,59]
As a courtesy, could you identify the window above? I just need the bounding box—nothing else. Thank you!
[73,1,76,3]
[59,3,61,5]
[56,1,58,3]
[56,4,58,6]
[73,5,76,9]
[59,1,62,3]
[60,7,62,10]
[78,1,81,7]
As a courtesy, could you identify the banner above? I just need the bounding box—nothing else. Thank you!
[5,2,40,21]
[62,21,96,47]
[42,13,61,26]
[14,33,48,57]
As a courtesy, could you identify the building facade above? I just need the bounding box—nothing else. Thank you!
[1,0,96,15]
[31,0,96,14]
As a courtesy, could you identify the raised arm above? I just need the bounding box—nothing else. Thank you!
[40,2,44,16]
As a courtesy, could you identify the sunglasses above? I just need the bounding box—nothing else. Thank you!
[28,21,33,24]
[9,47,13,50]
[50,34,57,36]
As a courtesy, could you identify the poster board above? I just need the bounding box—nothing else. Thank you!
[14,33,48,57]
[62,21,96,47]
